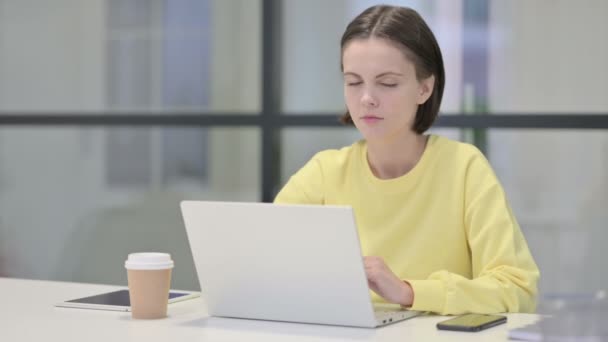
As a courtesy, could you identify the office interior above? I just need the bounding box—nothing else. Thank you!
[0,0,607,305]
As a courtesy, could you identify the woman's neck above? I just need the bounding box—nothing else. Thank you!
[366,133,428,179]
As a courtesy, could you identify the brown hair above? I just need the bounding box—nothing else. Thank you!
[340,5,445,134]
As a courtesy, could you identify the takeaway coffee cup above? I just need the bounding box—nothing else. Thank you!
[125,253,174,319]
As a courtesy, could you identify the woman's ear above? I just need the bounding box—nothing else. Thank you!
[416,75,435,105]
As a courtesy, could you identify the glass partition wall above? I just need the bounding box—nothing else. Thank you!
[1,0,606,296]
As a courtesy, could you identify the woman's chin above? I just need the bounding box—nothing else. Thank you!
[359,130,388,142]
[354,123,392,142]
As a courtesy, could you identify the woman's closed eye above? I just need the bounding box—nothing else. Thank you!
[346,81,398,87]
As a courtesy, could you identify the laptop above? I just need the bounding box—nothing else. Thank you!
[180,201,423,328]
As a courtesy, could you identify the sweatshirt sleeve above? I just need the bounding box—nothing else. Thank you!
[407,149,540,314]
[274,155,325,205]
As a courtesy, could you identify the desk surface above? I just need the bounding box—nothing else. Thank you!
[1,277,540,341]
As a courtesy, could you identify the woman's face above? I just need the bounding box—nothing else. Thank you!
[342,37,434,142]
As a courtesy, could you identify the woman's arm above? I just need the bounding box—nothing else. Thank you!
[406,151,540,314]
[274,156,325,205]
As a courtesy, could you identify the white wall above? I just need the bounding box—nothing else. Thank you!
[208,0,261,197]
[0,0,261,289]
[0,0,105,111]
[489,0,608,113]
[488,0,608,294]
[0,0,106,280]
[281,0,349,113]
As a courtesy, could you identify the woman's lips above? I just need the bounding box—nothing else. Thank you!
[361,115,384,124]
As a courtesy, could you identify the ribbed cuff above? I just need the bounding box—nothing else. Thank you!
[406,279,446,313]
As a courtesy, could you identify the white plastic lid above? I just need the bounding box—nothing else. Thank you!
[124,253,174,270]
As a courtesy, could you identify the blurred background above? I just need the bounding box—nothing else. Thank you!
[0,0,606,300]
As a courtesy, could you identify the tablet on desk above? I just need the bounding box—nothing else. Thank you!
[55,289,200,312]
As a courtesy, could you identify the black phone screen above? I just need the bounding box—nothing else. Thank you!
[66,290,189,306]
[437,314,507,332]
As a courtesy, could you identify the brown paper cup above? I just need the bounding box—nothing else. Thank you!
[125,253,174,319]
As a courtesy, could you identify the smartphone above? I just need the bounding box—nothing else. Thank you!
[436,314,507,332]
[55,289,199,312]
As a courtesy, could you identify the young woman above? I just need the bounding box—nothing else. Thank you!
[274,5,539,315]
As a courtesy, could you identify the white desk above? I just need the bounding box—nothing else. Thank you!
[1,277,540,341]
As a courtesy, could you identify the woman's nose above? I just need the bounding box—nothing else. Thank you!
[360,89,378,108]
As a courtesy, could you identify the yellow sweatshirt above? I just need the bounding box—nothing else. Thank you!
[274,134,539,315]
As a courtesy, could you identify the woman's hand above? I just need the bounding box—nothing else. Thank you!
[364,256,414,306]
